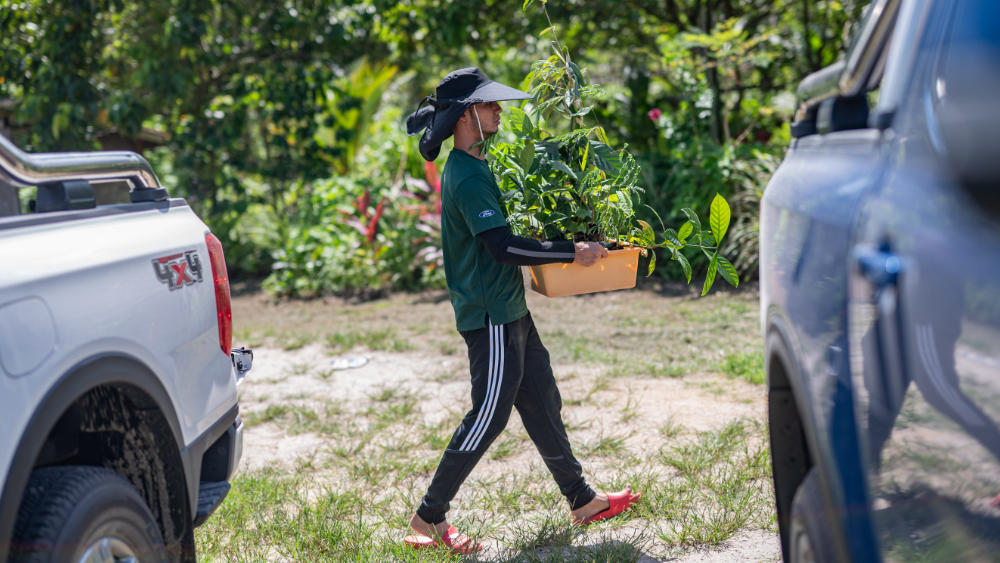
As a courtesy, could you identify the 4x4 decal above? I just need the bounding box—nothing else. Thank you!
[152,250,204,290]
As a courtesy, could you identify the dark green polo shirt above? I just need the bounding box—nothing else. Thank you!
[441,149,528,331]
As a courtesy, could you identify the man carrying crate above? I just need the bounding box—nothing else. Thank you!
[403,68,641,552]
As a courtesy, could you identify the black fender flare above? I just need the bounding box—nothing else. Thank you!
[0,354,186,560]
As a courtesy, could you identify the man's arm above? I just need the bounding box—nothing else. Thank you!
[478,226,607,267]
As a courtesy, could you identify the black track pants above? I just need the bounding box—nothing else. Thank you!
[416,312,596,525]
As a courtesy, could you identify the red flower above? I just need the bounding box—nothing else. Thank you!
[355,188,371,220]
[647,108,662,122]
[366,198,388,243]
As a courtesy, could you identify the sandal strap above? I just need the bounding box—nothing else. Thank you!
[606,490,632,511]
[442,526,469,548]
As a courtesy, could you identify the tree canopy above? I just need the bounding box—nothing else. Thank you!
[1,0,869,286]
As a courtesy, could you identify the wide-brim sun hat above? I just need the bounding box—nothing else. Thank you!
[406,67,531,161]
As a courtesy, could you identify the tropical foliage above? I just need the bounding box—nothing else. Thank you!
[0,0,873,294]
[488,2,738,294]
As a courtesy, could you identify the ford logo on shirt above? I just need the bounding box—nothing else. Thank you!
[479,210,495,218]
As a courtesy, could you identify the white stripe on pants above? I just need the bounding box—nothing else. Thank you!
[458,320,505,452]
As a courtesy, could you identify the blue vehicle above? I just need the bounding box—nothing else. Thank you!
[760,0,1000,561]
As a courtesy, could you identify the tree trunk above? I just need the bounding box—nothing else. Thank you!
[703,0,723,144]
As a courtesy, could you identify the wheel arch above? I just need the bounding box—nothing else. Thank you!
[0,354,191,561]
[766,316,852,563]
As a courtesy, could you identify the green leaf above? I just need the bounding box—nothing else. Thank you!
[710,193,731,246]
[568,62,586,88]
[595,126,611,146]
[681,208,701,231]
[521,70,535,92]
[647,251,656,276]
[549,160,578,180]
[588,141,622,174]
[508,107,535,139]
[523,0,533,8]
[638,219,655,246]
[716,255,740,288]
[519,140,535,170]
[500,158,524,178]
[702,253,719,296]
[678,221,693,243]
[676,252,692,283]
[539,26,554,37]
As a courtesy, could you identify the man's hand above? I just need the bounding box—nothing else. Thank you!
[573,241,608,267]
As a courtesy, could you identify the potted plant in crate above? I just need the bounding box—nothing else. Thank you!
[484,2,740,298]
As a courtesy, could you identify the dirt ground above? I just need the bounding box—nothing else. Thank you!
[223,282,780,562]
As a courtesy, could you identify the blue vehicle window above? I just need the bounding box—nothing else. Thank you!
[950,0,1000,45]
[922,0,1000,155]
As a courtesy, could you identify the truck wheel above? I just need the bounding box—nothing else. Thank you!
[789,468,837,563]
[10,466,167,563]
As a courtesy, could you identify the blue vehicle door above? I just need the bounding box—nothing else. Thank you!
[850,0,1000,559]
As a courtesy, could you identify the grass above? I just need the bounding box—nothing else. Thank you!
[200,415,774,560]
[212,284,776,561]
[243,401,345,432]
[278,332,315,351]
[578,428,634,457]
[438,339,459,356]
[719,350,766,385]
[488,435,523,461]
[327,327,413,353]
[618,383,639,424]
[198,468,664,562]
[657,414,684,438]
[564,374,610,406]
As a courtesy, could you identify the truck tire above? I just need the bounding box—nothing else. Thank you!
[10,466,167,563]
[789,468,837,563]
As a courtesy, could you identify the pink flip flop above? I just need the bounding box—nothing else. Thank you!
[574,489,642,526]
[404,526,482,553]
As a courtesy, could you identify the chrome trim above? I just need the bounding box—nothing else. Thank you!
[792,128,883,150]
[873,0,934,119]
[231,416,243,479]
[0,132,161,189]
[840,0,902,97]
[793,0,902,124]
[794,62,847,123]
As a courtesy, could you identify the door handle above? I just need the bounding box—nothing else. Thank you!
[855,246,902,288]
[854,244,908,413]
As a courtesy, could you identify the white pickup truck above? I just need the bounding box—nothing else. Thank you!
[0,133,251,563]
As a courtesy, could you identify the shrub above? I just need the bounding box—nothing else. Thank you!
[263,176,444,297]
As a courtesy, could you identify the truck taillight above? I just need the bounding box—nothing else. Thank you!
[205,233,232,355]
